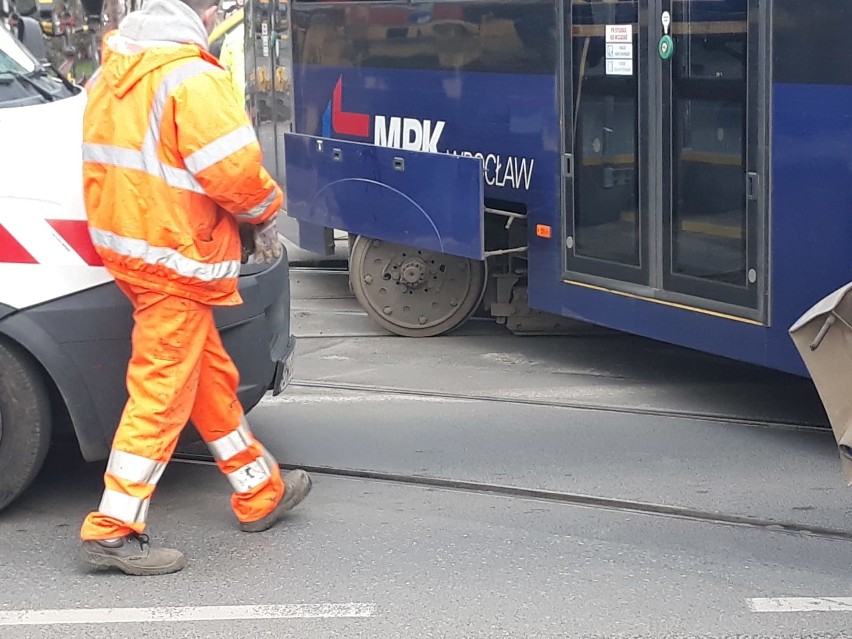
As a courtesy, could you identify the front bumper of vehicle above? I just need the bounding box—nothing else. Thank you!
[0,247,296,461]
[272,345,295,396]
[215,250,296,414]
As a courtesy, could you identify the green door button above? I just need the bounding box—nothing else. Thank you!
[658,35,674,60]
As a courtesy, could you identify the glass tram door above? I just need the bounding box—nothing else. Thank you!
[562,0,766,319]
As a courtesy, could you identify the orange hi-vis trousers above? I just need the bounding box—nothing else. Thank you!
[81,282,284,540]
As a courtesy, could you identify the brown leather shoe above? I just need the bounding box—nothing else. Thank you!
[81,533,185,576]
[239,469,312,533]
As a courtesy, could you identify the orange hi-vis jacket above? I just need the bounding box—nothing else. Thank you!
[83,13,283,306]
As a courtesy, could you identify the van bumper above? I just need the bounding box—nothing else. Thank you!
[215,252,297,413]
[0,249,295,462]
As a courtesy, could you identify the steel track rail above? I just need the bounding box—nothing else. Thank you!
[278,265,834,537]
[175,456,852,542]
[290,267,349,275]
[286,380,829,433]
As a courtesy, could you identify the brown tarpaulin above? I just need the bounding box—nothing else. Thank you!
[790,282,852,485]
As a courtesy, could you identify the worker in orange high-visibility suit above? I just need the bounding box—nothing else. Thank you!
[79,0,311,576]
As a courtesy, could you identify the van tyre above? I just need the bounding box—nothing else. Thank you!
[0,340,52,513]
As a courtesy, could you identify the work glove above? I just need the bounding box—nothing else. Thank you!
[252,217,283,264]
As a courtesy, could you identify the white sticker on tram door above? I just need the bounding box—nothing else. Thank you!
[606,59,634,76]
[606,44,633,59]
[605,24,633,44]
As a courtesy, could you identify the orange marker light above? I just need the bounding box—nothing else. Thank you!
[536,224,552,239]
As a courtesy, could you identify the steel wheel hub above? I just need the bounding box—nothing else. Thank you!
[400,258,427,289]
[349,237,487,336]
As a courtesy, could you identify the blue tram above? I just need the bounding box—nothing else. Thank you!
[246,0,847,376]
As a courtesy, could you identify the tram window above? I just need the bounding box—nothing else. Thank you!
[571,0,640,268]
[672,0,747,80]
[670,0,748,287]
[673,34,746,82]
[672,99,746,284]
[574,94,640,266]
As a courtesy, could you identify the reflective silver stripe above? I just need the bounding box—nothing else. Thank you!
[89,227,241,282]
[208,420,253,461]
[144,59,216,152]
[98,489,150,523]
[235,188,279,222]
[83,143,145,171]
[84,59,242,280]
[82,143,205,194]
[142,60,216,194]
[106,449,167,485]
[157,163,205,192]
[184,126,257,176]
[227,457,272,493]
[83,60,217,194]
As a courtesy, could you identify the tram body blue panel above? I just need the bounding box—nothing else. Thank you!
[288,60,852,376]
[290,65,560,219]
[291,220,333,257]
[527,82,852,377]
[284,133,486,260]
[770,83,852,370]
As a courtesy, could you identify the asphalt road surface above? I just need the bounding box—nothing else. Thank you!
[2,262,850,639]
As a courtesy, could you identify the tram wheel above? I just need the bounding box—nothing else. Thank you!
[349,235,487,337]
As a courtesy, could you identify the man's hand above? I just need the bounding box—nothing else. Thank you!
[252,217,283,264]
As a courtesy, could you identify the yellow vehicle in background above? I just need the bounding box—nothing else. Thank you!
[209,4,242,57]
[210,1,291,119]
[208,0,292,198]
[209,5,245,105]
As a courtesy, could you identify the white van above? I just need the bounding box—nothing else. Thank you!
[0,24,295,512]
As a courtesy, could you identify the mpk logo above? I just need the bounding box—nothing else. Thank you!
[322,76,446,153]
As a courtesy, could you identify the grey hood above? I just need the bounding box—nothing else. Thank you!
[118,0,209,50]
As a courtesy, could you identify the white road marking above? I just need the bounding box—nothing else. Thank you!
[0,603,377,626]
[748,597,852,612]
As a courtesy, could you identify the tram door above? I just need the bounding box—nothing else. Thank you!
[562,0,766,319]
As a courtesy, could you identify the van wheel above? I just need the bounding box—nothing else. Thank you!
[0,340,52,513]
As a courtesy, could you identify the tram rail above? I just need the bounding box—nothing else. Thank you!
[175,452,852,542]
[284,380,828,434]
[272,266,841,540]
